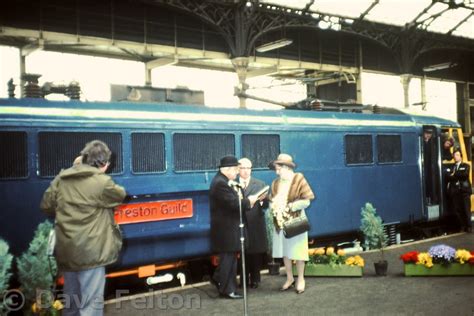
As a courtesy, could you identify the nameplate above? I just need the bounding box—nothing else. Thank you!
[114,199,193,224]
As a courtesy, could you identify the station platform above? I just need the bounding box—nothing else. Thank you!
[104,233,474,315]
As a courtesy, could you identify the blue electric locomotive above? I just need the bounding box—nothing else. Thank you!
[0,97,468,281]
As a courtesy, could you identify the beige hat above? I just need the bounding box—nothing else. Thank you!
[270,153,296,169]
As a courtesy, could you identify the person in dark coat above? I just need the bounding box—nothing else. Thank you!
[237,158,268,289]
[210,156,259,299]
[445,148,472,233]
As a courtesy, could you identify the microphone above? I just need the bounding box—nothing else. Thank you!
[228,180,242,188]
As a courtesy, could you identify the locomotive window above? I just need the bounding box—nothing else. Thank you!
[173,133,235,171]
[38,132,122,177]
[0,131,28,179]
[377,135,402,163]
[345,135,373,165]
[242,134,280,168]
[131,133,165,173]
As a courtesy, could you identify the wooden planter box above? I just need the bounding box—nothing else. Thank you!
[293,264,363,277]
[404,263,474,276]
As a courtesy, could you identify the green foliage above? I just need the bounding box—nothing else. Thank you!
[309,253,346,267]
[0,238,14,314]
[360,203,387,258]
[17,221,57,304]
[0,239,13,293]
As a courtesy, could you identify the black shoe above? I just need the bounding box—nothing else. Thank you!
[210,278,220,291]
[220,292,243,299]
[250,282,259,289]
[280,280,295,291]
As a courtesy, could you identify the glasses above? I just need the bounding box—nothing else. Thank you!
[240,167,251,170]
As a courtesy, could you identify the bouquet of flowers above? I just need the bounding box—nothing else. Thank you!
[309,247,364,267]
[400,244,473,268]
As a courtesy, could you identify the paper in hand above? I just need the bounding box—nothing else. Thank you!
[255,185,269,199]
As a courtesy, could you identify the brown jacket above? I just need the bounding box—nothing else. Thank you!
[271,172,315,203]
[40,164,126,271]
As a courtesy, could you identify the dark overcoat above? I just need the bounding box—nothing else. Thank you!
[242,177,269,254]
[446,162,472,196]
[210,172,250,253]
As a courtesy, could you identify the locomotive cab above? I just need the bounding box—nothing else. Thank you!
[425,126,474,226]
[440,127,473,213]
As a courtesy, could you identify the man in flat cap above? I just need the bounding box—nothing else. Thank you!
[209,155,259,299]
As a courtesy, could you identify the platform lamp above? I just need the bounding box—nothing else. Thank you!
[422,62,457,72]
[255,38,293,53]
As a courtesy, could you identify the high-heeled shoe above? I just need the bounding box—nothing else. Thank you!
[295,280,305,294]
[279,280,295,291]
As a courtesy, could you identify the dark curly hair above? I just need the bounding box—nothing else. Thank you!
[80,140,111,168]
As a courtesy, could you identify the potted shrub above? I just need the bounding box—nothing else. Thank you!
[0,238,13,315]
[17,221,63,315]
[360,203,388,276]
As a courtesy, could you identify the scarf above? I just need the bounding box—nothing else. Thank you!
[271,173,315,230]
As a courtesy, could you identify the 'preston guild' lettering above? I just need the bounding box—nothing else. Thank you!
[114,199,193,225]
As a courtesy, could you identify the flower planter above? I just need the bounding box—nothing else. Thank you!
[404,263,474,276]
[293,264,363,277]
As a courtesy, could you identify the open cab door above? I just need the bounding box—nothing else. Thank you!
[440,127,473,213]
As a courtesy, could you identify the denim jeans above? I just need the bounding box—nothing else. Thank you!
[62,266,105,316]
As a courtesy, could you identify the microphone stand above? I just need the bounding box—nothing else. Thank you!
[236,186,248,316]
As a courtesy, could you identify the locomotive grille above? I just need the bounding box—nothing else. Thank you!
[38,132,122,177]
[377,135,402,163]
[173,133,235,171]
[132,133,165,173]
[242,134,280,168]
[0,131,28,179]
[345,135,373,164]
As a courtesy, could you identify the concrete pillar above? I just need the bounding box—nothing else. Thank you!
[400,74,412,108]
[232,57,249,109]
[19,51,26,98]
[357,41,363,103]
[462,83,471,135]
[145,64,152,87]
[420,76,427,110]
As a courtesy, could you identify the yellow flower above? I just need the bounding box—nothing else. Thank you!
[337,249,346,256]
[315,247,325,255]
[345,256,355,265]
[345,255,364,267]
[416,252,433,268]
[53,300,64,310]
[326,247,334,255]
[353,255,365,267]
[31,303,39,313]
[455,249,471,264]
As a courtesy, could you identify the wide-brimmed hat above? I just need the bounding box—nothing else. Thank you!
[219,155,239,168]
[269,153,296,169]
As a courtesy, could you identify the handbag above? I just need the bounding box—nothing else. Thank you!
[282,211,310,238]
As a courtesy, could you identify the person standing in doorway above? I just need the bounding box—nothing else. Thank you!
[446,148,472,233]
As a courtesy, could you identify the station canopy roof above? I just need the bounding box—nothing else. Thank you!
[262,0,473,39]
